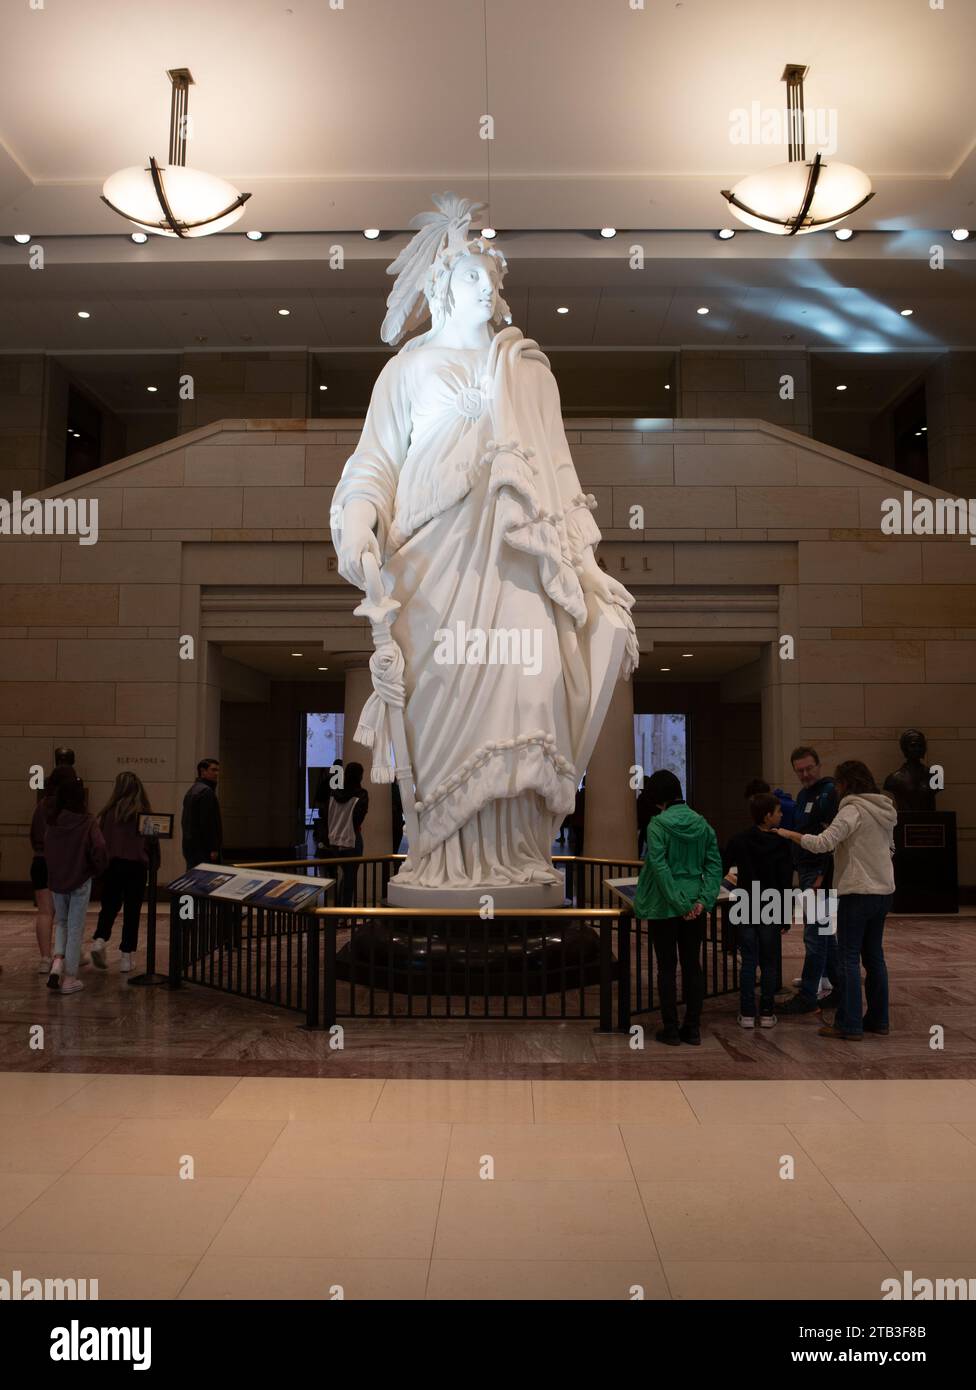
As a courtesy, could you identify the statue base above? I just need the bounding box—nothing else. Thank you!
[334,914,604,996]
[386,879,566,910]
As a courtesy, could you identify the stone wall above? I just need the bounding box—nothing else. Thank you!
[1,414,974,888]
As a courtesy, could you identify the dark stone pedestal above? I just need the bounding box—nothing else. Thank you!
[892,812,958,914]
[334,915,608,995]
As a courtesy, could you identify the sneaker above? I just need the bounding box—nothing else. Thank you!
[792,975,803,988]
[47,957,64,991]
[60,978,84,996]
[90,939,108,970]
[38,956,51,974]
[679,1024,701,1046]
[655,1027,681,1046]
[863,1021,890,1035]
[737,1014,756,1029]
[817,991,839,1012]
[759,1014,778,1028]
[119,953,133,973]
[780,993,819,1015]
[817,979,833,1000]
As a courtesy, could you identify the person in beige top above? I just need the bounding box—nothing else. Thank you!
[777,760,896,1041]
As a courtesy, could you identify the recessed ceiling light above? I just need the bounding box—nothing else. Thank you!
[276,307,290,316]
[317,666,329,671]
[659,667,671,672]
[291,652,303,657]
[77,310,91,319]
[920,425,927,431]
[697,306,709,315]
[836,384,847,391]
[146,385,158,393]
[13,233,31,244]
[951,228,970,241]
[664,384,671,390]
[245,230,264,240]
[600,227,617,238]
[900,308,914,316]
[556,306,569,314]
[363,228,380,239]
[915,431,922,437]
[681,652,693,657]
[319,384,328,391]
[130,232,148,244]
[717,228,735,240]
[481,227,497,239]
[834,227,854,241]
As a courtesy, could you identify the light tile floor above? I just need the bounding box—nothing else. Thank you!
[2,1071,976,1300]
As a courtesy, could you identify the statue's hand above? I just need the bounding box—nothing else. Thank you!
[579,565,634,611]
[339,523,381,590]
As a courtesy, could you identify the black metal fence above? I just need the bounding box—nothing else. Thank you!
[166,855,738,1030]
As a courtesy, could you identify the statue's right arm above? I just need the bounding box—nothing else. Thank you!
[330,356,412,588]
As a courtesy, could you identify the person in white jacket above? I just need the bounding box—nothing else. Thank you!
[777,760,897,1041]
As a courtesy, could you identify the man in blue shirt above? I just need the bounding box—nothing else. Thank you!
[780,746,839,1015]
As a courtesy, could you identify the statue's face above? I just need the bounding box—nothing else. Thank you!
[902,730,926,761]
[447,253,498,327]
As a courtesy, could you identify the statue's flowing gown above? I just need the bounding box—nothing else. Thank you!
[331,326,617,890]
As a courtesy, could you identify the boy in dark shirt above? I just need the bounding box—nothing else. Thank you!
[724,793,794,1027]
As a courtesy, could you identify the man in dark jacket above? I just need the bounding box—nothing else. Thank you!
[181,759,222,869]
[781,745,839,1015]
[725,793,794,1026]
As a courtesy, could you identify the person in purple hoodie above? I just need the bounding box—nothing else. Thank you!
[44,774,108,995]
[90,771,158,974]
[28,766,76,975]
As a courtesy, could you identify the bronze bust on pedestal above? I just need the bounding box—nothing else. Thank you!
[883,729,938,813]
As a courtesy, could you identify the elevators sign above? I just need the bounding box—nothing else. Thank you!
[138,812,174,840]
[904,823,946,850]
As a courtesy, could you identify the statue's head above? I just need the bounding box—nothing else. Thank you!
[429,247,508,333]
[380,192,512,346]
[900,728,927,761]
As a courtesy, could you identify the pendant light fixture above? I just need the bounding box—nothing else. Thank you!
[721,65,873,236]
[101,69,251,238]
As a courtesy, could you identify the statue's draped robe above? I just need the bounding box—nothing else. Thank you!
[330,327,616,888]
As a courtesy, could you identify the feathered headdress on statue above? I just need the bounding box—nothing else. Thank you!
[380,191,510,347]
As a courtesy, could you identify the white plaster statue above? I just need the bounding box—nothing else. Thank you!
[330,193,638,905]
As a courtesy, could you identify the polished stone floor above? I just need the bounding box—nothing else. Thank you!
[2,906,976,1300]
[2,1069,976,1300]
[1,905,974,1080]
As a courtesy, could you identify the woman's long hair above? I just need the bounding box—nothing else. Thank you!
[45,772,87,823]
[834,760,879,797]
[99,770,151,827]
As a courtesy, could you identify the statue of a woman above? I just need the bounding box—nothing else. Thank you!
[331,193,638,903]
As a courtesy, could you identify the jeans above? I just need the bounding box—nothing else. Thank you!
[798,863,838,1001]
[652,916,706,1030]
[834,893,891,1036]
[329,846,361,907]
[53,880,93,977]
[95,858,148,953]
[739,923,779,1016]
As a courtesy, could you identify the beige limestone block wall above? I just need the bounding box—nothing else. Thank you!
[0,354,47,497]
[177,352,309,433]
[1,413,974,890]
[925,351,976,498]
[677,350,812,437]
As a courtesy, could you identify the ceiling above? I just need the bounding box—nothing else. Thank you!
[2,0,975,230]
[1,0,975,355]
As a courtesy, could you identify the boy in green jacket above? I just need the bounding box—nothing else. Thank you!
[634,770,723,1046]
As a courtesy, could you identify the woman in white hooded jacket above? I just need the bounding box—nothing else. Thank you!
[777,760,897,1041]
